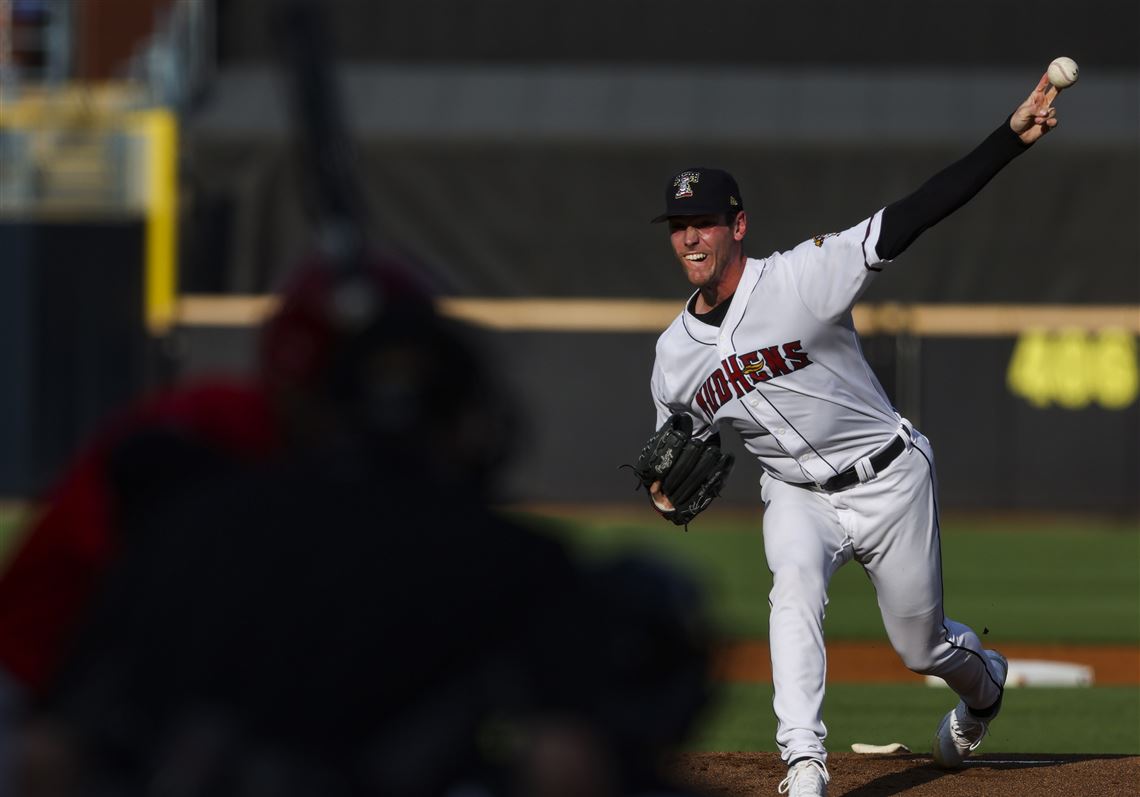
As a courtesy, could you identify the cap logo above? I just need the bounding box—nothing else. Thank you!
[729,195,739,207]
[673,171,700,199]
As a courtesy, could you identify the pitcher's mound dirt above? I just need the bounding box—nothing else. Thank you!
[666,752,1140,796]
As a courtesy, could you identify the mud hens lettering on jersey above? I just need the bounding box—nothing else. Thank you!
[694,340,812,419]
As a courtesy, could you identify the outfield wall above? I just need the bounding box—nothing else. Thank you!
[172,302,1139,514]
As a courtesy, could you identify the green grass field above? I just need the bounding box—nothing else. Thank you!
[523,510,1140,753]
[526,512,1140,645]
[689,684,1140,754]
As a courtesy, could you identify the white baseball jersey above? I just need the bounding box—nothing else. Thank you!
[651,208,901,486]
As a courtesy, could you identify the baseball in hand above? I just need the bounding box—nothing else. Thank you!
[1047,57,1079,89]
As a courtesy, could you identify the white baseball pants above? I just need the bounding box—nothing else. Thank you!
[759,430,1003,764]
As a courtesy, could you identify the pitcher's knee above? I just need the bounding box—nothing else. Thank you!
[897,646,939,674]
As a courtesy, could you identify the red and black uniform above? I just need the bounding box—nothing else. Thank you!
[0,380,282,694]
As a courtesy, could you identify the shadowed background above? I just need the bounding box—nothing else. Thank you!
[0,0,1137,510]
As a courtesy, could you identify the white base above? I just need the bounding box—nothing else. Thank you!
[925,659,1094,688]
[851,742,911,754]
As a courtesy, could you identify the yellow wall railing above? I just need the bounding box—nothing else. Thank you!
[127,108,179,334]
[0,84,179,334]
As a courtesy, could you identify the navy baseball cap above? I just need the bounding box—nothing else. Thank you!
[651,167,744,223]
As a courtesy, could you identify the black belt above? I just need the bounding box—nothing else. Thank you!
[819,435,907,492]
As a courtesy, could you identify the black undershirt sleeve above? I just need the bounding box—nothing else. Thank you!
[876,115,1031,261]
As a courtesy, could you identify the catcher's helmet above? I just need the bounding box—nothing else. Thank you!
[259,251,433,397]
[259,252,513,483]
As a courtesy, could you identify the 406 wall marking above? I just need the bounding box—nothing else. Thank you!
[1006,329,1138,410]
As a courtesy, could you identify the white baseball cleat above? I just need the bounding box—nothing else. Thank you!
[932,649,1008,769]
[778,758,829,796]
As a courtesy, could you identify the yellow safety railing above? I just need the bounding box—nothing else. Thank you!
[175,297,1140,411]
[0,83,179,334]
[127,108,179,334]
[175,296,1140,336]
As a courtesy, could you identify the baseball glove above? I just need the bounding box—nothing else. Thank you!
[630,414,735,528]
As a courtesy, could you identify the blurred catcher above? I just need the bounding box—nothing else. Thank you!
[2,4,713,784]
[1,3,717,793]
[7,253,713,797]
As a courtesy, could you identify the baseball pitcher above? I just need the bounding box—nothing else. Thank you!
[632,72,1065,796]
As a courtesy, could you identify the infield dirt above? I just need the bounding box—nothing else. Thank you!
[686,640,1139,794]
[717,641,1140,684]
[666,752,1140,796]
